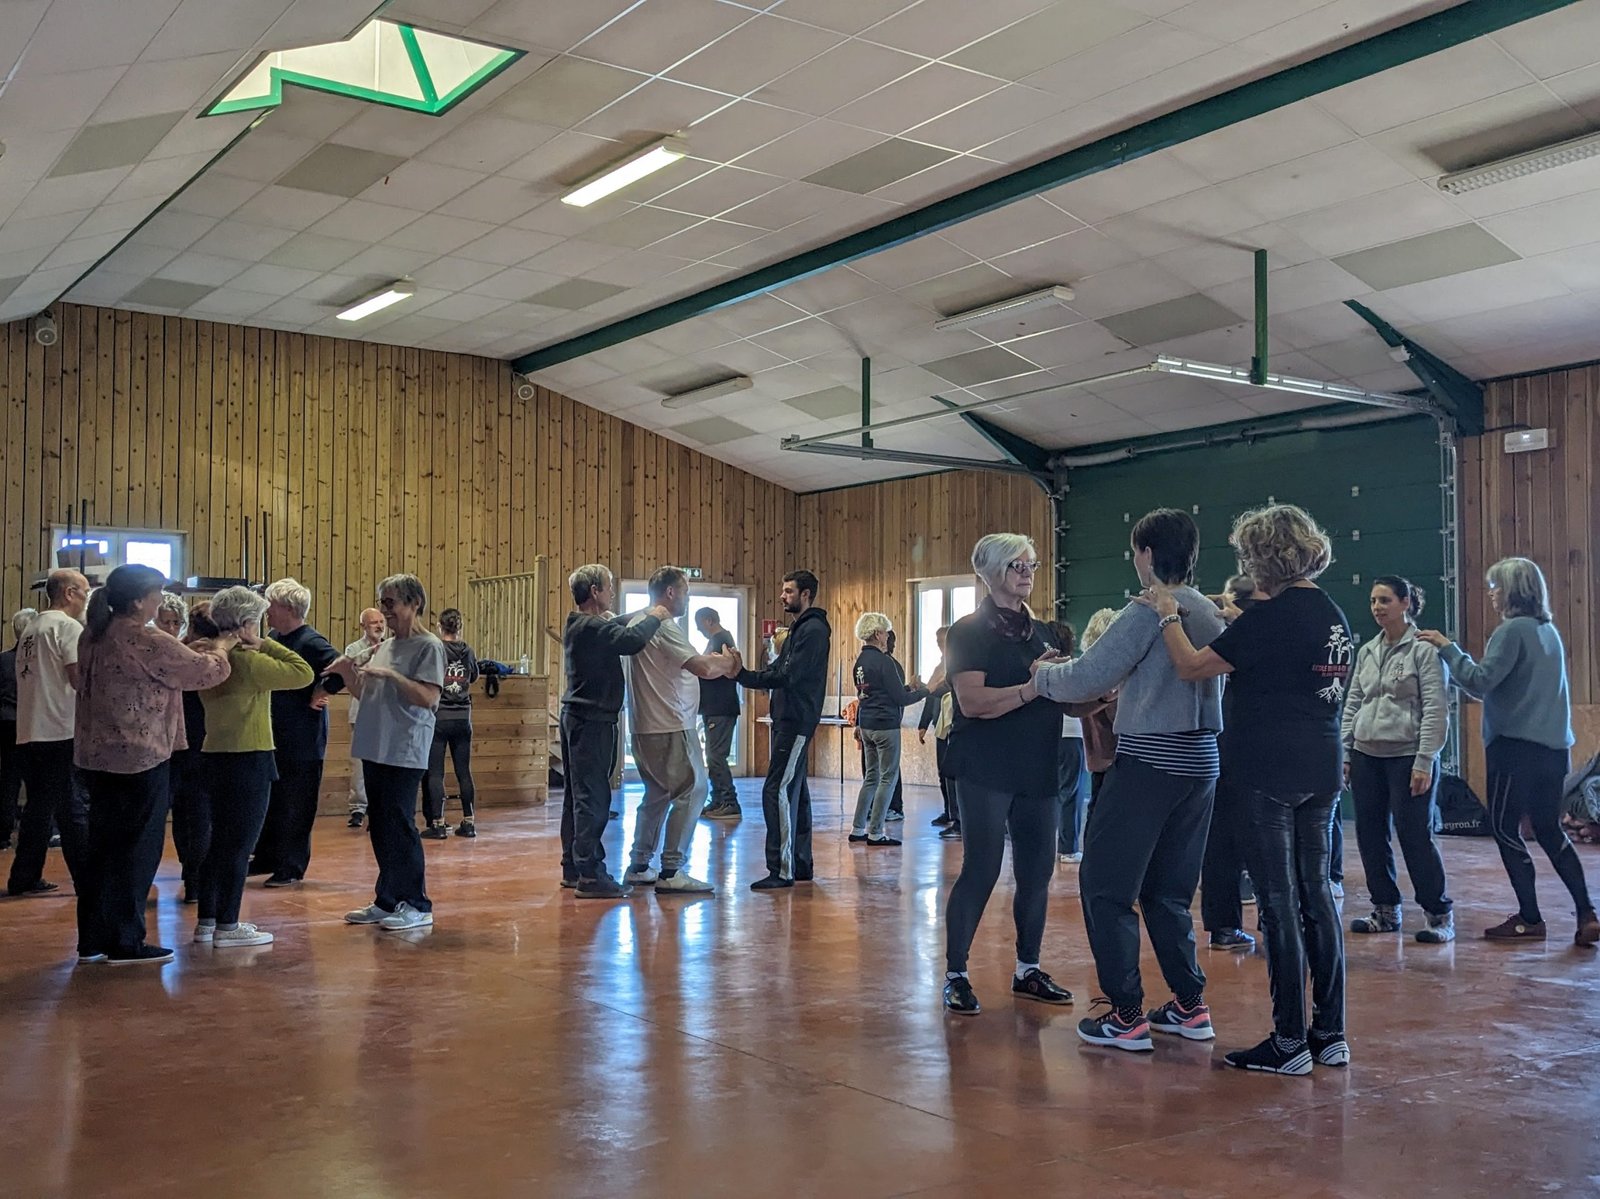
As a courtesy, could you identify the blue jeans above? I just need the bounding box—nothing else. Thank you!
[1057,737,1086,855]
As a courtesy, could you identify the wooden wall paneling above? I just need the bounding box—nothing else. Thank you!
[1577,367,1598,703]
[39,311,62,551]
[225,324,245,570]
[3,324,23,611]
[57,308,81,544]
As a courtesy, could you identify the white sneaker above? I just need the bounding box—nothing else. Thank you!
[1058,852,1082,864]
[214,923,274,948]
[380,901,434,931]
[194,921,216,943]
[345,904,387,925]
[655,872,713,894]
[624,865,659,886]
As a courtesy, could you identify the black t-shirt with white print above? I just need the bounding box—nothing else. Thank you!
[1209,585,1354,796]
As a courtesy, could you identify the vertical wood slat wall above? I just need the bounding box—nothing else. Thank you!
[1459,364,1600,792]
[0,304,798,682]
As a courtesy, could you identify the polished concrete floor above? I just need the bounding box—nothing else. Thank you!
[3,778,1599,1199]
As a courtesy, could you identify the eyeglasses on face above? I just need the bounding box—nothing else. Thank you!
[1007,560,1040,575]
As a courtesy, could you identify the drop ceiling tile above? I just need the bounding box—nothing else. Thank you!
[904,84,1068,154]
[1302,335,1412,380]
[47,111,184,178]
[1153,224,1319,291]
[211,133,322,185]
[736,118,886,179]
[1275,182,1468,258]
[467,267,570,301]
[864,0,1053,57]
[702,293,810,338]
[337,245,438,279]
[264,232,367,272]
[785,385,862,420]
[990,229,1140,288]
[900,262,1028,315]
[307,200,423,243]
[1317,40,1535,138]
[384,212,499,255]
[847,234,979,290]
[1526,240,1600,293]
[785,271,894,319]
[682,99,813,166]
[492,55,645,131]
[329,105,453,158]
[749,317,860,360]
[0,65,124,136]
[1169,102,1355,184]
[752,38,923,118]
[123,278,217,309]
[575,78,733,142]
[1333,224,1520,293]
[472,0,635,51]
[358,161,486,211]
[501,131,632,192]
[668,15,846,96]
[1021,23,1220,106]
[1494,3,1600,80]
[1480,191,1600,258]
[1006,320,1133,368]
[587,340,677,376]
[650,166,787,218]
[39,231,123,271]
[1369,83,1594,183]
[775,0,917,34]
[435,176,545,224]
[414,292,515,323]
[575,0,753,73]
[98,241,179,277]
[804,138,950,194]
[133,210,217,252]
[411,256,506,291]
[227,262,325,297]
[922,345,1037,387]
[940,197,1082,260]
[1042,153,1212,226]
[0,213,84,259]
[454,226,564,265]
[583,248,702,286]
[1209,257,1372,317]
[93,49,240,122]
[527,279,630,309]
[831,64,1004,137]
[668,414,758,445]
[277,145,408,198]
[649,218,766,261]
[1217,141,1416,222]
[413,115,561,176]
[641,317,739,357]
[713,180,838,231]
[585,206,704,249]
[20,0,179,73]
[949,1,1147,80]
[1378,258,1570,324]
[1097,292,1240,346]
[189,221,297,261]
[9,167,131,221]
[228,185,345,232]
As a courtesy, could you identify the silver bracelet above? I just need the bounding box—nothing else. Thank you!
[1159,613,1182,629]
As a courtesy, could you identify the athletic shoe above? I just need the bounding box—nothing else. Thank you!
[344,903,389,925]
[1076,1002,1153,1052]
[1209,928,1254,951]
[180,885,197,905]
[77,951,107,964]
[703,802,742,820]
[944,975,980,1015]
[347,812,365,829]
[938,824,962,840]
[48,833,61,849]
[1147,997,1215,1041]
[455,819,477,839]
[932,813,952,827]
[655,872,713,894]
[1484,914,1545,940]
[623,865,659,886]
[7,880,59,897]
[1012,968,1073,1006]
[1058,852,1082,864]
[380,902,433,931]
[1577,910,1600,947]
[214,923,274,948]
[575,874,633,900]
[866,835,902,847]
[886,810,904,823]
[1330,881,1345,900]
[1416,911,1456,943]
[1225,1034,1313,1076]
[560,878,578,890]
[421,822,450,840]
[1350,905,1401,934]
[847,832,869,844]
[193,921,216,944]
[750,874,793,891]
[263,873,299,889]
[1309,1029,1350,1067]
[1239,873,1256,905]
[106,945,175,966]
[245,862,274,877]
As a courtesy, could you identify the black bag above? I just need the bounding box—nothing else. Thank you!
[1437,773,1489,837]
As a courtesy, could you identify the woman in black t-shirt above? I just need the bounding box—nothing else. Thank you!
[939,532,1073,1017]
[422,608,481,839]
[1147,504,1353,1078]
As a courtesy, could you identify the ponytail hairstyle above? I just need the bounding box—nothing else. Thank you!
[1372,574,1426,620]
[85,564,167,642]
[439,608,464,636]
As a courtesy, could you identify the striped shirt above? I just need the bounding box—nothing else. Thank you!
[1117,730,1220,779]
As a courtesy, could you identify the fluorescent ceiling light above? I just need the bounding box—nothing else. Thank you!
[563,136,688,207]
[1437,130,1600,194]
[1152,355,1437,416]
[661,375,752,409]
[337,280,414,322]
[933,285,1076,333]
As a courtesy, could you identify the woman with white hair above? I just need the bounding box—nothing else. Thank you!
[153,593,187,638]
[940,532,1074,1016]
[1420,558,1599,947]
[326,574,446,932]
[0,608,37,852]
[193,586,314,949]
[849,612,927,847]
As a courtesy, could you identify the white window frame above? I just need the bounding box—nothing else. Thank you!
[910,574,980,689]
[50,525,188,582]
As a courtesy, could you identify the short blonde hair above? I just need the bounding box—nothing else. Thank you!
[157,593,189,633]
[854,612,892,642]
[210,586,269,632]
[264,577,311,620]
[1230,504,1332,594]
[972,532,1036,593]
[1080,607,1119,650]
[1487,557,1552,623]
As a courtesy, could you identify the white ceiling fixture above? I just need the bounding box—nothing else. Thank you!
[933,285,1076,333]
[1437,130,1600,194]
[562,135,688,208]
[337,280,415,322]
[1152,356,1437,415]
[661,375,752,410]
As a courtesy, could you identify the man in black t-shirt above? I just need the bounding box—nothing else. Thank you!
[695,608,742,820]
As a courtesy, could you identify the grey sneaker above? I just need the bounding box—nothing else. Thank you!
[193,920,217,943]
[1416,910,1456,943]
[655,872,713,894]
[344,904,388,925]
[1351,905,1402,934]
[214,922,274,948]
[380,901,434,931]
[703,803,742,820]
[624,865,659,886]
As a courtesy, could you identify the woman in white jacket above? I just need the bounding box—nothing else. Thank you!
[1342,576,1454,943]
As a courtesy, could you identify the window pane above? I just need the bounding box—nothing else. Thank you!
[125,540,174,579]
[952,585,977,623]
[917,587,944,683]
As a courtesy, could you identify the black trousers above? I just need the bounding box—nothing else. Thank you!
[944,780,1056,973]
[559,710,617,882]
[364,760,431,913]
[80,763,172,957]
[1247,787,1345,1041]
[702,715,738,806]
[1485,736,1593,924]
[198,752,277,925]
[1201,772,1250,932]
[1330,807,1345,884]
[169,747,211,891]
[761,726,813,881]
[1350,752,1451,914]
[8,738,89,894]
[255,754,325,880]
[1080,755,1213,1010]
[422,715,476,823]
[935,737,955,823]
[1057,737,1086,856]
[0,718,21,844]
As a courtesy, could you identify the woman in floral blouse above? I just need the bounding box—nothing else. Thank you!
[74,566,234,966]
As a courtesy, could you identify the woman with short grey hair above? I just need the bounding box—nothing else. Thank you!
[849,611,926,847]
[1421,557,1599,946]
[263,577,311,621]
[327,573,445,932]
[154,593,187,638]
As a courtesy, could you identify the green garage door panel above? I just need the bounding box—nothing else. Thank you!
[1060,417,1444,634]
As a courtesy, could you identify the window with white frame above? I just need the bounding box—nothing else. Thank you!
[51,527,187,582]
[912,576,979,685]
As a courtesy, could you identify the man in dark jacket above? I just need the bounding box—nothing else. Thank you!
[735,569,831,891]
[559,563,671,899]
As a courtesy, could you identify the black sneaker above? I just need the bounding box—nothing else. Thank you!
[421,822,450,840]
[1012,968,1073,1006]
[106,944,176,966]
[263,873,299,889]
[932,813,952,827]
[455,818,477,838]
[1225,1034,1313,1076]
[703,802,742,820]
[246,861,274,877]
[560,877,578,890]
[750,874,794,891]
[1147,997,1214,1040]
[1308,1029,1350,1067]
[938,824,963,840]
[944,975,980,1015]
[848,832,870,843]
[1076,1000,1153,1051]
[1209,928,1255,951]
[48,833,62,849]
[574,874,633,900]
[347,812,365,829]
[7,880,59,897]
[866,835,902,847]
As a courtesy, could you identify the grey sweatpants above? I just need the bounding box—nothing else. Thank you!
[630,729,707,872]
[852,727,901,837]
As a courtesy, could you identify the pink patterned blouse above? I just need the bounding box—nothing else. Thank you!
[74,620,232,774]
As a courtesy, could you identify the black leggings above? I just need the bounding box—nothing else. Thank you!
[423,716,476,823]
[944,780,1056,973]
[198,752,276,925]
[1486,736,1593,924]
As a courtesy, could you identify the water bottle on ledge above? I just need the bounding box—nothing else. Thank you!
[518,652,530,676]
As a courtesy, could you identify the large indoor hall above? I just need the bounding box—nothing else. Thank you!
[3,0,1600,1196]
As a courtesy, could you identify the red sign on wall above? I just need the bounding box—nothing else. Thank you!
[762,619,778,637]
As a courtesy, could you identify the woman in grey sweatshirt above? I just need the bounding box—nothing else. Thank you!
[1420,557,1598,947]
[1342,576,1454,943]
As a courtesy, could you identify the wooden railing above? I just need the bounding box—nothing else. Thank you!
[467,558,549,671]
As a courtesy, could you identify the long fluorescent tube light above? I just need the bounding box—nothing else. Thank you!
[563,135,687,207]
[661,375,752,410]
[1152,355,1437,416]
[933,285,1076,332]
[1437,130,1600,194]
[337,280,414,322]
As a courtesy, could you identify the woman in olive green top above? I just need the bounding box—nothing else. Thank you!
[192,587,314,949]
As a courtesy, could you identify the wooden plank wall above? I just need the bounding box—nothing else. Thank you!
[0,302,798,694]
[1459,363,1600,793]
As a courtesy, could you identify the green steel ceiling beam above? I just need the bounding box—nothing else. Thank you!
[1345,300,1485,435]
[512,0,1582,375]
[787,441,1041,477]
[959,412,1055,478]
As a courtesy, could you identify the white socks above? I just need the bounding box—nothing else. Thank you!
[1015,960,1038,980]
